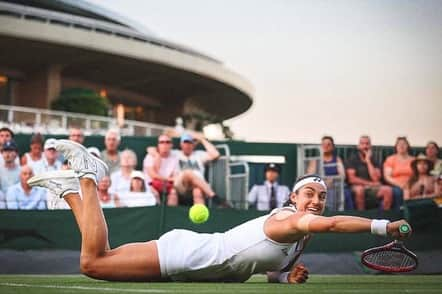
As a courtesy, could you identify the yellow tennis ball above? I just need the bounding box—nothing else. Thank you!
[189,204,209,224]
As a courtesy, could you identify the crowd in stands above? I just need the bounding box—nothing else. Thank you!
[248,135,442,212]
[0,126,224,210]
[0,125,441,212]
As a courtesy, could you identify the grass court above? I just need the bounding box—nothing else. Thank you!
[0,274,441,294]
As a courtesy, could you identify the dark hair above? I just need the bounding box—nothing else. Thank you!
[30,133,44,146]
[130,177,146,192]
[283,174,323,207]
[321,135,335,147]
[394,136,410,154]
[426,141,440,154]
[407,159,433,188]
[0,127,14,138]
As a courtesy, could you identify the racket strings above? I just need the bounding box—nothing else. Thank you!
[364,250,416,269]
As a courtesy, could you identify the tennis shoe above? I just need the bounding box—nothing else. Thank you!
[55,139,108,184]
[27,170,80,198]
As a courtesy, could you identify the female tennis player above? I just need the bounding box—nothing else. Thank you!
[28,140,412,283]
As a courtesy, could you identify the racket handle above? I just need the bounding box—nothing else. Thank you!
[399,223,411,234]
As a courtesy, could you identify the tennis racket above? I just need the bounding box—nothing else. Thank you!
[361,224,418,273]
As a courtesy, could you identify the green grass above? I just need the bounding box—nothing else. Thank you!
[0,274,441,294]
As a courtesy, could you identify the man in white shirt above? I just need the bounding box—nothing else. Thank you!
[32,138,62,175]
[173,132,222,206]
[248,163,290,211]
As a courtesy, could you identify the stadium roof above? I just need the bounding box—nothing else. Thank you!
[0,0,253,124]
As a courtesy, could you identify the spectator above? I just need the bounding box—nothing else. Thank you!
[20,133,44,172]
[39,138,62,173]
[346,135,393,210]
[98,176,121,208]
[173,132,222,206]
[118,171,156,207]
[403,154,435,200]
[425,141,441,169]
[248,163,290,211]
[0,140,20,195]
[68,127,85,144]
[144,134,179,205]
[383,137,414,209]
[101,129,121,174]
[307,135,353,210]
[0,127,13,144]
[6,165,46,210]
[109,149,137,195]
[0,127,18,166]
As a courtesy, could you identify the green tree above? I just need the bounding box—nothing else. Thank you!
[51,88,110,116]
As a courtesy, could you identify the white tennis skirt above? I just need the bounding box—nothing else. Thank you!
[156,229,237,281]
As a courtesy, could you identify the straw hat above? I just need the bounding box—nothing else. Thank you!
[411,153,433,171]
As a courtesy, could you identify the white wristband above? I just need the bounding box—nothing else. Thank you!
[371,219,390,236]
[278,272,289,283]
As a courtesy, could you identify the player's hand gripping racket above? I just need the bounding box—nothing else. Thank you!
[361,224,418,272]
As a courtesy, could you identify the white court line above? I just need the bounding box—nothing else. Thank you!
[1,282,441,294]
[0,282,168,293]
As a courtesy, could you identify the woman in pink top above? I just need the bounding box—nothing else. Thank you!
[383,137,414,208]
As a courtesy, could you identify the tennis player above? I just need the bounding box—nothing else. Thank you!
[28,140,412,283]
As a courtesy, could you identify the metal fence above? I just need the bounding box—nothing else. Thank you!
[208,144,249,209]
[0,104,168,137]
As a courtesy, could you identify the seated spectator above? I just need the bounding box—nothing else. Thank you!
[346,135,393,210]
[383,137,414,209]
[144,134,179,205]
[0,127,18,166]
[101,129,121,174]
[98,176,121,209]
[109,149,137,195]
[68,126,85,144]
[39,138,62,173]
[425,141,441,169]
[6,165,46,210]
[307,135,353,210]
[403,154,435,200]
[248,163,290,211]
[173,132,223,206]
[0,140,20,195]
[20,133,44,172]
[118,171,156,207]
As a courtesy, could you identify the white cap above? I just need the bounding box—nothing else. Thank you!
[130,170,145,180]
[87,147,101,159]
[44,138,57,150]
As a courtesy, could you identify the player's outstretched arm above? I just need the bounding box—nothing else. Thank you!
[290,212,412,239]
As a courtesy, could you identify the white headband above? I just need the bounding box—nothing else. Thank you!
[292,176,327,193]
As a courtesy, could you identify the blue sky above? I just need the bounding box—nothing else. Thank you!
[89,0,442,145]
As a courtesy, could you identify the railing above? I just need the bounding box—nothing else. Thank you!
[0,1,220,63]
[0,104,168,136]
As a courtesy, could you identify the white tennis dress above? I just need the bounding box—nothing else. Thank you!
[156,206,308,282]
